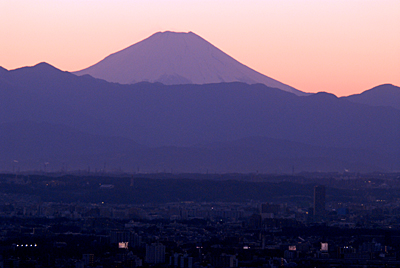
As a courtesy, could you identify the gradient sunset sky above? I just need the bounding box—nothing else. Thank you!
[1,0,399,96]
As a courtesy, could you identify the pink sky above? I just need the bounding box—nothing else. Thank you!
[0,0,399,96]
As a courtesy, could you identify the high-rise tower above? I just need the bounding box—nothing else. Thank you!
[313,185,325,216]
[145,243,165,264]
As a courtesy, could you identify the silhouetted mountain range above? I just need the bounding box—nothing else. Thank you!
[0,63,399,173]
[343,84,400,110]
[74,31,305,96]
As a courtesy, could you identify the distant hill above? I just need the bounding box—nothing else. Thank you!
[343,84,400,110]
[0,63,399,172]
[0,121,145,172]
[0,121,391,173]
[74,31,305,96]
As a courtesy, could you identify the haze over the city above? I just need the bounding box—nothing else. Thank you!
[1,0,399,96]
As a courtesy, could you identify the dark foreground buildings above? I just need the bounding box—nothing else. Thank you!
[1,172,400,267]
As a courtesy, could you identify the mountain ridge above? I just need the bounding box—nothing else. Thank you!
[343,84,400,110]
[0,63,399,172]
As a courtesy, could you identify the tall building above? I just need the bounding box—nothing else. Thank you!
[110,230,131,244]
[211,254,238,268]
[145,243,165,264]
[313,185,325,216]
[110,230,141,248]
[82,254,94,266]
[260,203,282,219]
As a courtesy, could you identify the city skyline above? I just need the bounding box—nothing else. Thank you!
[1,1,399,96]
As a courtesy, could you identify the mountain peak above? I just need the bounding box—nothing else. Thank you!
[147,30,204,43]
[35,62,52,66]
[343,84,400,110]
[154,30,193,35]
[152,31,198,36]
[10,62,62,73]
[74,31,306,95]
[310,91,338,99]
[33,62,60,71]
[367,83,398,92]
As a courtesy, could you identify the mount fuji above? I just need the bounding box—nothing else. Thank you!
[74,31,306,96]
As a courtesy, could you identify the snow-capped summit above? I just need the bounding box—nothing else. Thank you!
[74,31,305,95]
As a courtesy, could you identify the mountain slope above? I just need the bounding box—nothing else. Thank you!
[343,84,400,110]
[74,31,305,96]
